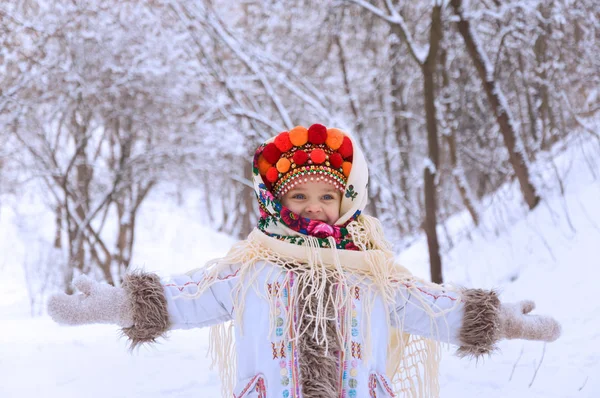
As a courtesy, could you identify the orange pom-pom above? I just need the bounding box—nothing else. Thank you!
[276,158,291,173]
[308,124,327,144]
[326,128,344,150]
[289,126,308,146]
[274,132,293,152]
[310,148,326,164]
[258,155,272,175]
[338,136,353,159]
[342,161,352,177]
[266,167,279,183]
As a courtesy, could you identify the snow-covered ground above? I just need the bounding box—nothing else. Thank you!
[1,134,599,398]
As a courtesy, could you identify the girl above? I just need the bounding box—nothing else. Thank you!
[49,124,560,398]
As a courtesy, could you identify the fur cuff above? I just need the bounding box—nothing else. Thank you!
[121,272,170,349]
[457,288,501,359]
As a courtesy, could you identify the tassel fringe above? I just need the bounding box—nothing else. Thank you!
[175,215,459,397]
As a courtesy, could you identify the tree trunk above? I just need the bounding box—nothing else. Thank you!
[517,52,539,144]
[203,172,215,226]
[422,5,443,284]
[534,4,561,150]
[440,49,480,226]
[390,25,413,222]
[451,0,541,210]
[240,160,255,238]
[54,205,62,249]
[445,132,480,226]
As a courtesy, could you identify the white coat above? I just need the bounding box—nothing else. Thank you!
[162,261,464,398]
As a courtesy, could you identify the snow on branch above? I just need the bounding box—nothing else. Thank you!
[344,0,428,65]
[188,2,294,129]
[227,108,286,135]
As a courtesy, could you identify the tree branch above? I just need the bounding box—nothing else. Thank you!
[345,0,428,64]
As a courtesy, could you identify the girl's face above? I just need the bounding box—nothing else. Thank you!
[280,180,342,225]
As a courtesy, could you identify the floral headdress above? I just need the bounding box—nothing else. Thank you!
[255,124,354,197]
[252,124,369,249]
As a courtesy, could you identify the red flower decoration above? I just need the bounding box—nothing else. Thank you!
[338,136,353,159]
[293,150,308,165]
[344,241,359,251]
[307,220,342,242]
[263,143,282,164]
[308,124,327,144]
[310,149,326,164]
[281,208,309,232]
[259,207,269,219]
[329,152,343,169]
[274,132,293,152]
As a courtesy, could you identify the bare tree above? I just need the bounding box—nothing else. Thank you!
[450,0,541,210]
[345,0,446,282]
[1,1,201,290]
[2,0,597,297]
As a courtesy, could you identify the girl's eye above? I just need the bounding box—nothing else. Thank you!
[322,194,334,200]
[292,194,306,200]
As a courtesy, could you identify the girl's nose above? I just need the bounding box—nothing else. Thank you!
[305,203,322,213]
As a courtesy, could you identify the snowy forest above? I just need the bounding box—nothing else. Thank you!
[1,0,599,397]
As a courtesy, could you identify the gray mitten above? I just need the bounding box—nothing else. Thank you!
[499,300,561,342]
[48,275,134,327]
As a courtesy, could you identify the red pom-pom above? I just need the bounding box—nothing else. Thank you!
[310,149,326,164]
[307,124,327,145]
[293,150,308,165]
[329,152,343,169]
[337,136,353,159]
[274,132,293,152]
[262,143,282,164]
[266,167,279,183]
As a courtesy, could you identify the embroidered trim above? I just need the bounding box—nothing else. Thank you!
[337,292,347,398]
[234,374,267,398]
[369,374,377,398]
[378,374,396,396]
[267,282,281,296]
[289,273,301,397]
[164,269,240,292]
[263,231,360,251]
[399,282,458,301]
[351,341,362,359]
[341,284,362,397]
[368,373,396,397]
[273,165,346,196]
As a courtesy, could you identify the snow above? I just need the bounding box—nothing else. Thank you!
[1,135,599,397]
[399,134,600,396]
[423,157,438,175]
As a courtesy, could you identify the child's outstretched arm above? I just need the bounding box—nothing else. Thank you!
[393,285,561,358]
[48,266,238,348]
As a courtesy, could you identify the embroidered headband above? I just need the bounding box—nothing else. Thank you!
[253,123,354,197]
